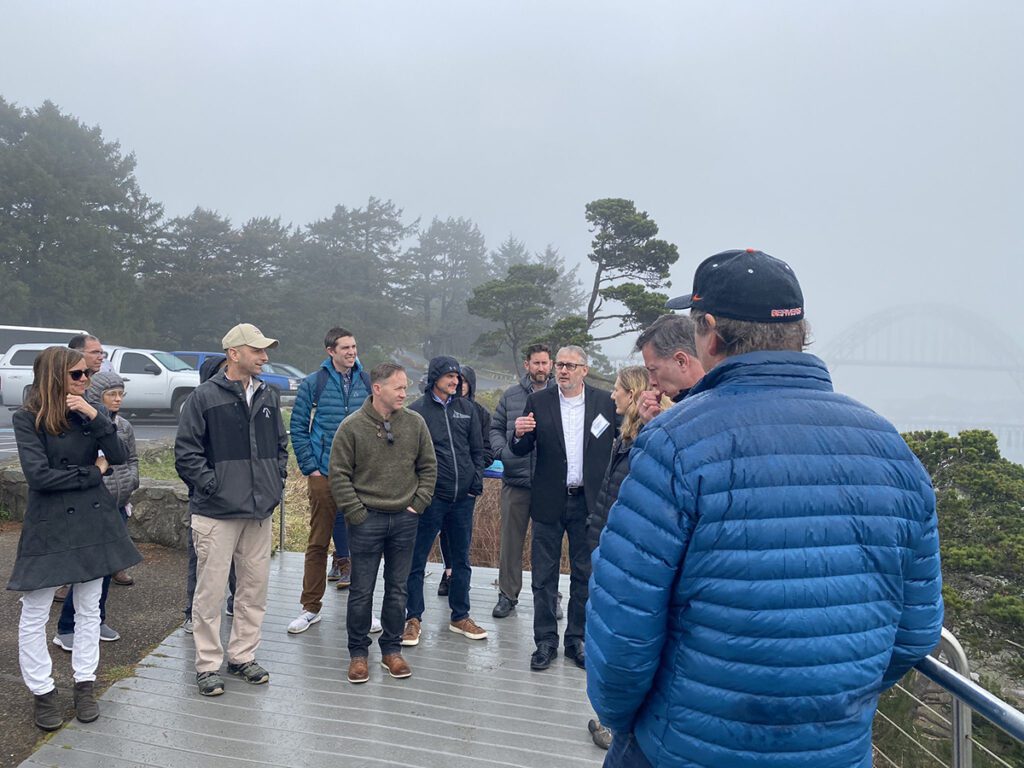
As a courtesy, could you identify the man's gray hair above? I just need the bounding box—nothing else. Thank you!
[634,314,697,359]
[690,309,809,356]
[557,345,589,365]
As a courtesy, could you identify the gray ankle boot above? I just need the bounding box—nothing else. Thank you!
[73,680,99,723]
[33,689,63,731]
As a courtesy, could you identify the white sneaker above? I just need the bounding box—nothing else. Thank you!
[287,610,321,634]
[370,616,383,634]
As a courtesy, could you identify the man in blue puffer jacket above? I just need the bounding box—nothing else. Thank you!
[587,249,943,768]
[287,327,371,634]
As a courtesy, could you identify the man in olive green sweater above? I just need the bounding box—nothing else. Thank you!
[329,362,437,684]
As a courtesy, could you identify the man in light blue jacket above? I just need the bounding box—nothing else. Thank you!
[587,249,943,768]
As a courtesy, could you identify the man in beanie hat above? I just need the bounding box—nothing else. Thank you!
[52,371,140,650]
[175,324,288,697]
[587,250,943,768]
[402,356,488,647]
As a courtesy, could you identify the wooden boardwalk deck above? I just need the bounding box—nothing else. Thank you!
[21,553,604,768]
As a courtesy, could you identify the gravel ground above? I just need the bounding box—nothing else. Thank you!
[0,521,189,768]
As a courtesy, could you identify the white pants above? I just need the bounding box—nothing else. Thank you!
[19,579,103,695]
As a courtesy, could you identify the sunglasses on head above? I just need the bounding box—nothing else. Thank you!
[69,369,90,381]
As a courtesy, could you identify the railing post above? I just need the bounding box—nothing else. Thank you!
[936,628,973,768]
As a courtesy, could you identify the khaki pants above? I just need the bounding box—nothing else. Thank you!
[191,515,272,674]
[300,474,339,614]
[498,484,532,601]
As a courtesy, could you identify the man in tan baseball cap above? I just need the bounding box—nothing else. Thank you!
[175,322,288,697]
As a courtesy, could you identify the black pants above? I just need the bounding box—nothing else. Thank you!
[346,509,419,657]
[530,492,590,650]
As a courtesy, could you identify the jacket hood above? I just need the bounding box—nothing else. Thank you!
[425,355,462,393]
[85,371,125,406]
[460,365,477,401]
[200,355,228,383]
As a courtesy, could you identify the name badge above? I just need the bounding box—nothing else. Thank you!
[591,414,610,438]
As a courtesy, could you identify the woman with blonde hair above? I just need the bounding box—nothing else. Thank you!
[586,365,668,749]
[7,346,141,731]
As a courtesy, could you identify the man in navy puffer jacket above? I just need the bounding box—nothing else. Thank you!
[587,249,943,768]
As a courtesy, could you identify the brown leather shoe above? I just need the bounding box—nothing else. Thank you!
[380,653,412,679]
[401,618,421,646]
[53,585,70,602]
[112,570,134,586]
[347,657,369,684]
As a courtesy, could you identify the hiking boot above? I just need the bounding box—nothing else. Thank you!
[99,623,120,642]
[327,557,342,582]
[370,615,383,634]
[589,718,612,750]
[437,571,450,596]
[492,594,516,618]
[73,680,99,723]
[182,618,194,634]
[380,653,412,679]
[335,557,351,589]
[53,632,74,652]
[348,657,369,684]
[33,689,63,731]
[401,618,421,646]
[287,610,321,634]
[112,569,134,586]
[227,660,270,685]
[449,617,488,640]
[53,585,70,602]
[196,671,225,696]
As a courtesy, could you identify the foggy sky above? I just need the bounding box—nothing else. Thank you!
[3,1,1022,438]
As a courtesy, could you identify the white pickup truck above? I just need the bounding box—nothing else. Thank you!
[1,343,199,416]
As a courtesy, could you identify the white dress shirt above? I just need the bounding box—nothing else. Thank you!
[559,388,585,487]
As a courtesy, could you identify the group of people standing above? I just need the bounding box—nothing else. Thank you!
[8,248,944,768]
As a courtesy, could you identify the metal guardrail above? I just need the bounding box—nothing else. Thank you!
[877,628,1024,768]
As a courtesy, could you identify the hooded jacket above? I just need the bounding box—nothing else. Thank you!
[586,352,943,768]
[174,370,289,520]
[408,356,486,502]
[85,371,139,509]
[459,365,493,465]
[489,373,554,488]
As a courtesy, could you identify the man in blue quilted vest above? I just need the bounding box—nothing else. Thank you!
[587,249,943,768]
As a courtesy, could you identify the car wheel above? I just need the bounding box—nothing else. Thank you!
[172,392,190,418]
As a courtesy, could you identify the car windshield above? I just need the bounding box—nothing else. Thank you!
[274,363,305,377]
[153,352,194,371]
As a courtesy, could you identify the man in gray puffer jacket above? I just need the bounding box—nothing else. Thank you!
[53,371,140,649]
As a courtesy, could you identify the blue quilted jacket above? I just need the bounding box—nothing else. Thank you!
[291,358,371,476]
[586,352,942,768]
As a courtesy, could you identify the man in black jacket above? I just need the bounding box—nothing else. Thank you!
[174,323,288,698]
[510,345,615,671]
[488,343,553,618]
[403,356,488,646]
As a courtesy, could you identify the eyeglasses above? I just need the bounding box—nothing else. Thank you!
[377,419,395,445]
[105,391,126,399]
[68,369,91,381]
[554,361,583,371]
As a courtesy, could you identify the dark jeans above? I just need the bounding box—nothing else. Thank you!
[185,525,236,620]
[439,529,452,570]
[406,495,475,623]
[332,509,350,559]
[531,492,590,650]
[603,733,653,768]
[59,506,127,633]
[347,509,419,657]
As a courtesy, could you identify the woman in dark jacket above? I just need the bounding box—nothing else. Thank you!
[8,346,142,731]
[586,365,665,750]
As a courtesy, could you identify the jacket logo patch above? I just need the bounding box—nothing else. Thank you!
[262,407,272,418]
[451,412,471,419]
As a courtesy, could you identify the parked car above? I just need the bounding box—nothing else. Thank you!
[262,361,307,379]
[0,343,51,407]
[173,351,300,405]
[2,344,200,416]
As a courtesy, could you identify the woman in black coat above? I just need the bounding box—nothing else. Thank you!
[586,365,667,750]
[8,346,142,731]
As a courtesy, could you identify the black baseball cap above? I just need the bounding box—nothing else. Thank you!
[666,249,804,323]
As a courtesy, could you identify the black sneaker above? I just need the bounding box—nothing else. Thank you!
[227,660,270,685]
[492,594,516,618]
[196,671,225,696]
[437,571,450,596]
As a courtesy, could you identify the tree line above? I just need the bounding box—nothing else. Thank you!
[0,98,681,374]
